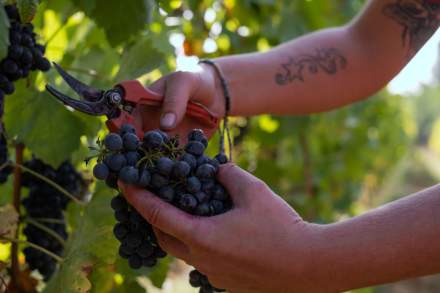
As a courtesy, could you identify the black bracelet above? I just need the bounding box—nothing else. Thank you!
[199,59,232,160]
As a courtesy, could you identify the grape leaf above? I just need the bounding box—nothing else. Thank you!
[17,0,38,23]
[89,0,155,47]
[149,256,171,288]
[4,83,101,167]
[0,6,10,61]
[116,37,164,81]
[44,183,119,293]
[71,0,96,15]
[0,204,18,240]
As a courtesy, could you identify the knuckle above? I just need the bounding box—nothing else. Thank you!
[146,203,162,226]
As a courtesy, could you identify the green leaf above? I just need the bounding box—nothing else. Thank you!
[44,183,119,293]
[4,82,100,167]
[116,37,164,81]
[17,0,38,23]
[89,0,155,47]
[0,6,10,61]
[71,0,96,15]
[149,256,171,288]
[112,280,145,293]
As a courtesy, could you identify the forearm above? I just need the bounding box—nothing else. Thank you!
[310,184,440,292]
[212,0,439,117]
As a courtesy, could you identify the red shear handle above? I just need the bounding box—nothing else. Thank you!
[107,80,220,139]
[118,80,219,128]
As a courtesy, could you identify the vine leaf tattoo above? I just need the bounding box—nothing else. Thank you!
[275,48,347,85]
[383,0,440,53]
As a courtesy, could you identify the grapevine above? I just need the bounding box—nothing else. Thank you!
[21,158,84,281]
[92,124,230,293]
[0,4,50,117]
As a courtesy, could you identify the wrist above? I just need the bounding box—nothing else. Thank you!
[198,62,227,118]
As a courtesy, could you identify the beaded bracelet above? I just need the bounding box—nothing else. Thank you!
[198,59,233,161]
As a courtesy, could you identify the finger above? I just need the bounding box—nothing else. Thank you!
[153,227,191,261]
[119,182,197,243]
[149,76,166,95]
[217,163,264,207]
[160,71,199,130]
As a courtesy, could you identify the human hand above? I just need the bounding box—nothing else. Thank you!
[131,64,225,139]
[120,164,323,293]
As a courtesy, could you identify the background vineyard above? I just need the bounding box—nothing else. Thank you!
[0,0,439,292]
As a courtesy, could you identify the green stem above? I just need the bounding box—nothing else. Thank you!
[0,236,63,263]
[13,162,86,206]
[24,218,66,246]
[28,217,65,224]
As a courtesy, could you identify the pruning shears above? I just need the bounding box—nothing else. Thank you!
[46,63,220,138]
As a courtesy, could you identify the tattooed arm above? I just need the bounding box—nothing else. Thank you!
[208,0,439,118]
[153,0,439,128]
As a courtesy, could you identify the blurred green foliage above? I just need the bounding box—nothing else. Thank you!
[0,0,420,291]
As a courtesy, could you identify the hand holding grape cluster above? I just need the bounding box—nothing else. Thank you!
[92,124,230,293]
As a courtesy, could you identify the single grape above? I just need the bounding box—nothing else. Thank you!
[158,186,175,202]
[196,164,216,180]
[156,157,174,176]
[143,131,163,149]
[119,166,139,184]
[123,133,140,151]
[36,58,51,72]
[120,124,136,136]
[172,161,191,179]
[194,191,209,204]
[113,223,129,240]
[115,210,129,222]
[104,153,127,172]
[111,195,128,211]
[185,141,205,156]
[179,194,198,212]
[209,200,224,215]
[125,233,143,248]
[93,163,109,180]
[104,133,123,151]
[137,169,151,187]
[187,129,206,142]
[195,202,211,216]
[181,153,197,170]
[214,153,228,165]
[212,185,227,201]
[186,176,201,193]
[125,151,140,166]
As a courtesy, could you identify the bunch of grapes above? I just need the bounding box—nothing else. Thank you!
[92,124,230,293]
[0,4,50,115]
[0,131,12,183]
[21,159,84,281]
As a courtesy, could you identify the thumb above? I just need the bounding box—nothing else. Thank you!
[216,163,261,207]
[160,71,200,130]
[119,182,197,243]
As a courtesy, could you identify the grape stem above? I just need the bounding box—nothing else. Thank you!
[24,217,66,246]
[10,143,24,291]
[27,217,65,224]
[0,236,64,263]
[13,162,87,206]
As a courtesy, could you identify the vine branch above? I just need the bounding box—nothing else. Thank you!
[1,236,63,263]
[10,143,24,291]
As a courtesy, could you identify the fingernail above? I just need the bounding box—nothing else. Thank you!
[161,112,176,129]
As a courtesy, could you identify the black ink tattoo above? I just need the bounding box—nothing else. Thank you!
[383,0,440,53]
[274,48,347,85]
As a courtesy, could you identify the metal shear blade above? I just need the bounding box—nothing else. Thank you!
[52,63,103,101]
[46,84,109,116]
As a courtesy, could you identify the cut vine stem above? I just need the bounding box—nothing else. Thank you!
[0,236,63,263]
[24,218,66,247]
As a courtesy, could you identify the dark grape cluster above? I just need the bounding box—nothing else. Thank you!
[92,124,230,293]
[21,158,84,281]
[0,131,12,183]
[0,5,51,115]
